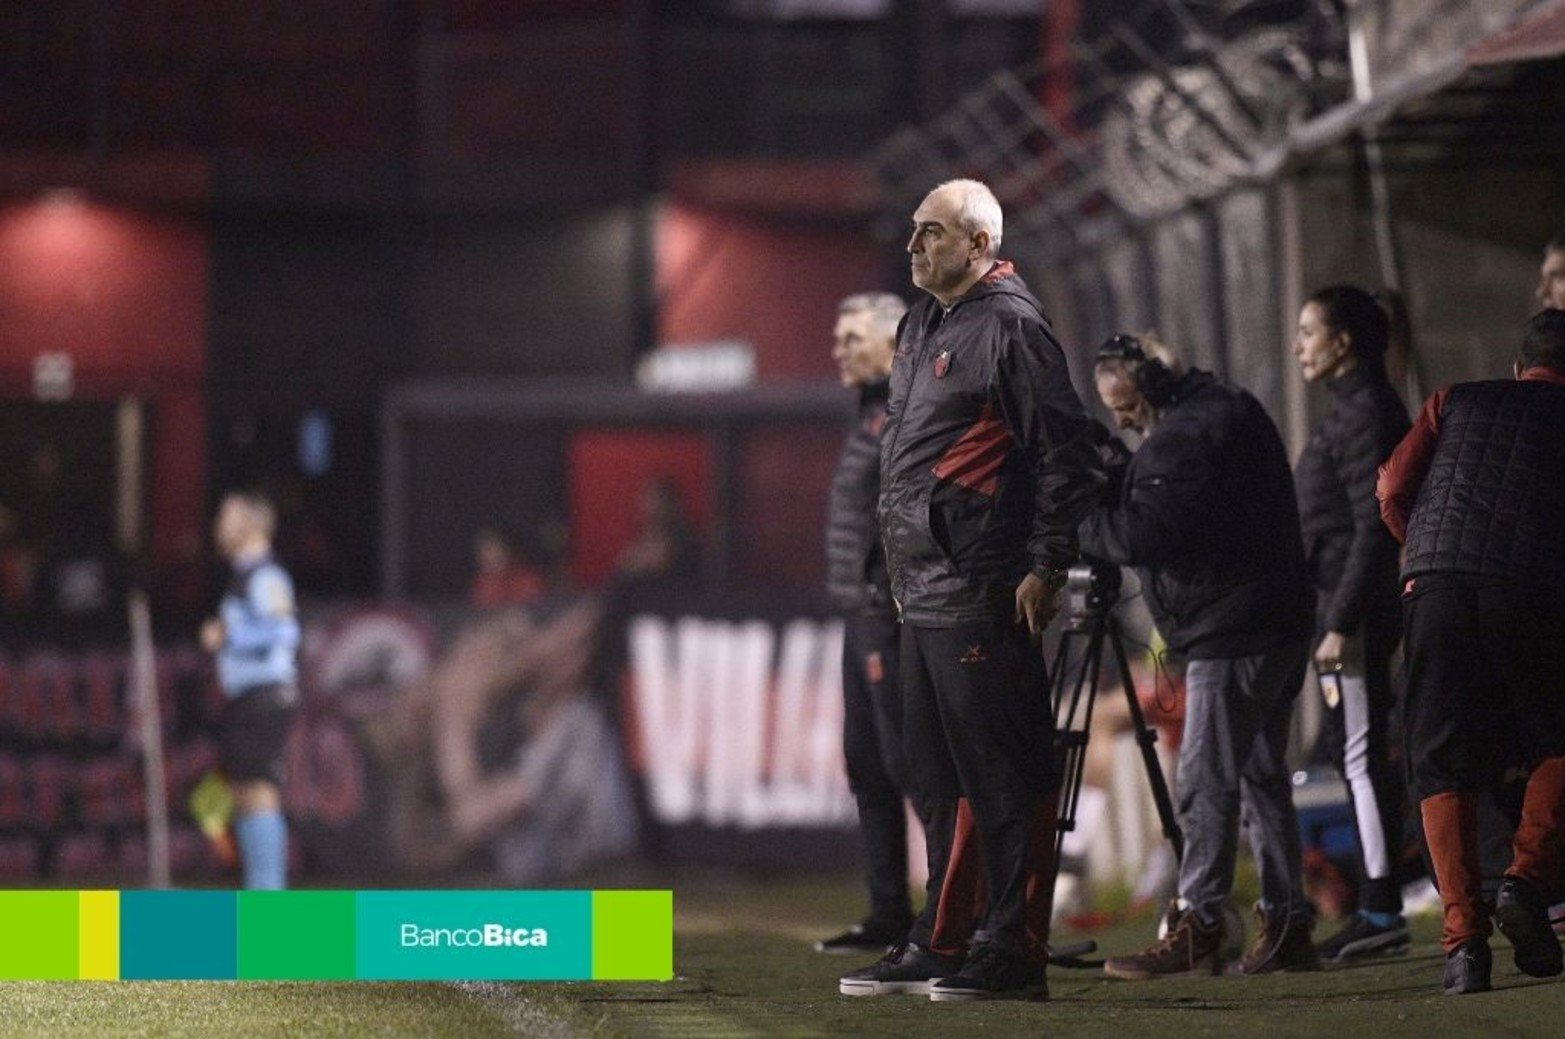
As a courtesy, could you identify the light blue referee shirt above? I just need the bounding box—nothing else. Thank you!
[217,551,300,696]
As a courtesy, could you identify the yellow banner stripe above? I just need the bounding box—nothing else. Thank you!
[78,891,120,980]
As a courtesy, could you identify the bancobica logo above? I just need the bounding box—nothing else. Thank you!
[400,923,550,948]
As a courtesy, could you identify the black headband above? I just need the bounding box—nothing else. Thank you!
[1096,334,1147,364]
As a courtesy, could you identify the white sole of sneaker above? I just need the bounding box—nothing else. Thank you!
[928,985,1047,1003]
[1102,960,1220,981]
[838,979,936,996]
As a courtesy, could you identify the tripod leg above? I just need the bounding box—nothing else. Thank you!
[1109,619,1185,863]
[1045,628,1102,965]
[1052,626,1105,870]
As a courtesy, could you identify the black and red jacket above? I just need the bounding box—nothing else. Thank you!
[878,262,1099,627]
[826,379,893,615]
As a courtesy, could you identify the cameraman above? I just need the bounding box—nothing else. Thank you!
[1080,334,1317,978]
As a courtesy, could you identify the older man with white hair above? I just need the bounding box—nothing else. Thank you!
[839,180,1099,1002]
[815,290,919,955]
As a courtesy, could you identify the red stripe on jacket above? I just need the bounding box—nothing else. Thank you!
[931,403,1012,496]
[981,260,1016,284]
[1376,387,1448,544]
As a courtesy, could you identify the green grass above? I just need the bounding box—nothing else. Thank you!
[5,873,1564,1038]
[0,981,529,1038]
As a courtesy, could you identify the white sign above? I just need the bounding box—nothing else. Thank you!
[627,615,852,828]
[33,352,74,400]
[635,341,756,394]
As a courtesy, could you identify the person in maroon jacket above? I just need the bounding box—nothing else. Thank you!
[1377,308,1565,995]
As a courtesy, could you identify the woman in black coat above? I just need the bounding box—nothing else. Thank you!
[1293,285,1412,963]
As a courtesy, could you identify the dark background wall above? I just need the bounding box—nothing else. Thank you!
[0,0,1054,599]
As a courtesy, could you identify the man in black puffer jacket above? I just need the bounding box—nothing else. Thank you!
[840,179,1099,1004]
[1080,334,1318,980]
[1377,309,1565,996]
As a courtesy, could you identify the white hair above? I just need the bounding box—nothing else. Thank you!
[838,292,908,343]
[936,179,1003,257]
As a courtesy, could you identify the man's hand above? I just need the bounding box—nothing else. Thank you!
[1015,572,1062,640]
[1313,630,1346,672]
[200,618,226,654]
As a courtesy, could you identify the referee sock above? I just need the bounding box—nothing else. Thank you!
[236,810,288,890]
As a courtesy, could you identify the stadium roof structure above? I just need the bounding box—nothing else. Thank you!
[873,0,1565,258]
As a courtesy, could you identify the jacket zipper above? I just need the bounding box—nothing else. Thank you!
[884,305,951,616]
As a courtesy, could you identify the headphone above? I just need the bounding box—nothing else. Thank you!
[1096,334,1181,408]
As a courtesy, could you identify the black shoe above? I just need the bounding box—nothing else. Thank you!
[839,943,964,996]
[1316,913,1411,964]
[1443,938,1492,995]
[814,917,911,955]
[928,945,1048,1002]
[1494,876,1565,978]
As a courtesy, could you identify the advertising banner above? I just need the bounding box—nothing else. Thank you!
[0,590,854,883]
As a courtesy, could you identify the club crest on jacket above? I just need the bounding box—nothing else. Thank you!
[934,350,952,378]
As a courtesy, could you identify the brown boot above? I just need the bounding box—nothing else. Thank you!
[1228,903,1319,975]
[1104,906,1223,980]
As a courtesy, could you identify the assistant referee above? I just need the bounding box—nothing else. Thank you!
[201,491,301,890]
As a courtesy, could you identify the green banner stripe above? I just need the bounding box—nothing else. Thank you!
[0,891,78,980]
[592,890,674,981]
[239,890,357,980]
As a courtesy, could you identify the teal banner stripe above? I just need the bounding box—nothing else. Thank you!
[121,891,237,980]
[356,891,592,980]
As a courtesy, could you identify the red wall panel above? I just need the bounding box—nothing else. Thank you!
[567,429,713,587]
[0,197,206,575]
[657,203,894,381]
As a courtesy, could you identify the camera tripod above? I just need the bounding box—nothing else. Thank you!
[1046,565,1184,966]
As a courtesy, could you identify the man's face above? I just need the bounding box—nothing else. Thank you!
[907,188,981,302]
[1538,249,1565,310]
[831,309,893,388]
[213,498,251,559]
[1096,365,1153,433]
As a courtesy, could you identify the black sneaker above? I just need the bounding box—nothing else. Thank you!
[1493,875,1565,978]
[1443,937,1492,995]
[839,943,964,996]
[814,917,911,955]
[928,945,1048,1002]
[1316,913,1411,963]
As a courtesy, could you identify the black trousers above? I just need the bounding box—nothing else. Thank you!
[219,683,298,786]
[1403,576,1565,802]
[901,616,1055,956]
[842,611,913,924]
